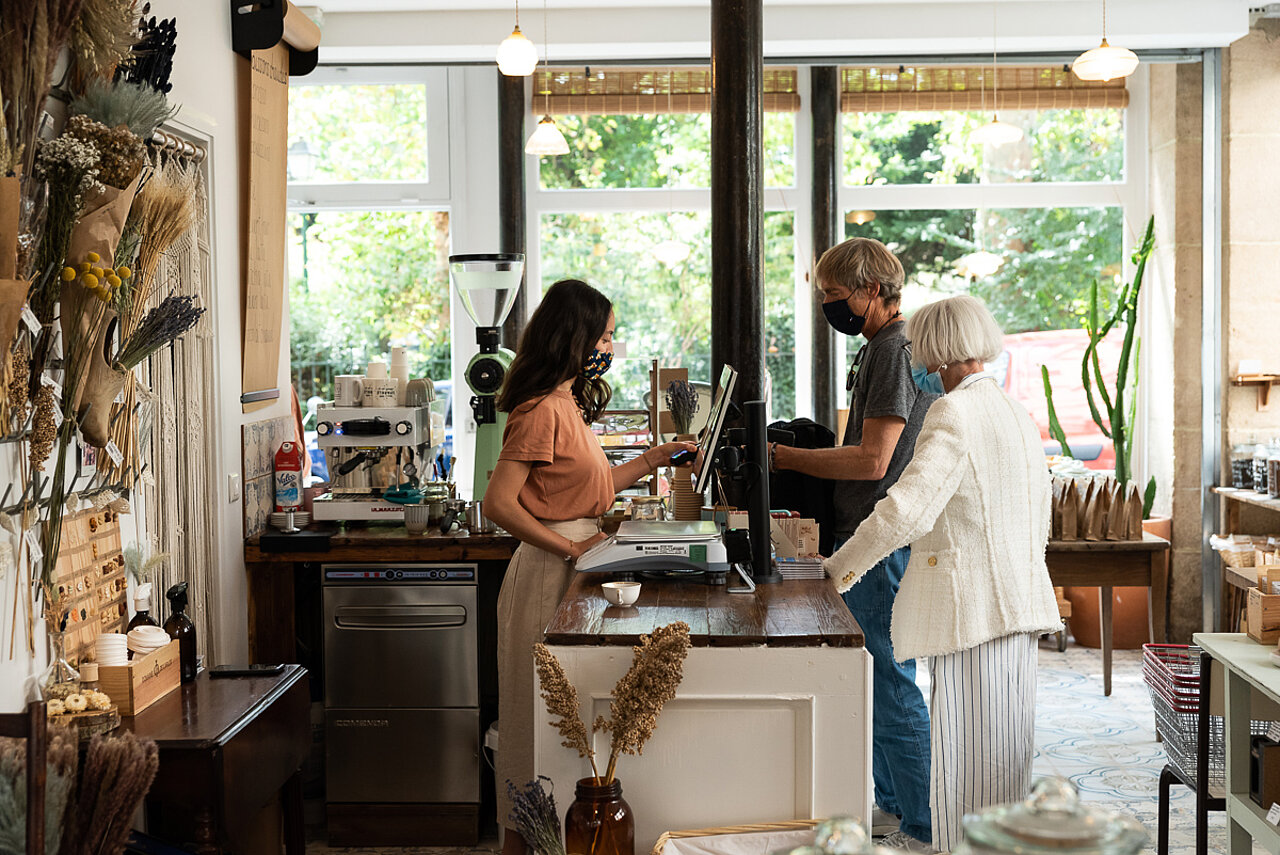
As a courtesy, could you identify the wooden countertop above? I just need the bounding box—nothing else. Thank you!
[544,573,863,648]
[245,524,520,564]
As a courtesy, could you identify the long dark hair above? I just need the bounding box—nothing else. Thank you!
[498,279,613,422]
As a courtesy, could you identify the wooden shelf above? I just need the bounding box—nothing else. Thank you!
[1214,487,1280,514]
[1231,374,1280,410]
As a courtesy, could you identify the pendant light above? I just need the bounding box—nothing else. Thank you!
[652,70,690,266]
[1072,0,1138,82]
[524,0,569,156]
[970,3,1023,147]
[496,0,538,78]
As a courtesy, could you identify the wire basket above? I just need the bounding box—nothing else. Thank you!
[1143,643,1271,794]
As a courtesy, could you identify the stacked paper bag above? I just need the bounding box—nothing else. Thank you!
[1050,475,1145,541]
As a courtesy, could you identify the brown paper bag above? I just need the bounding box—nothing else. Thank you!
[59,175,140,446]
[1105,480,1127,541]
[0,278,27,361]
[1080,480,1102,541]
[0,175,19,279]
[1060,481,1080,541]
[1126,485,1144,540]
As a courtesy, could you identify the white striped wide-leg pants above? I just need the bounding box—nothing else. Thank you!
[928,632,1038,852]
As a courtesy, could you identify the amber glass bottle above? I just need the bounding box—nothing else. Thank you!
[127,582,160,632]
[564,777,634,855]
[164,581,198,683]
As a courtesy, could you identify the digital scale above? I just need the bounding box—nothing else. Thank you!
[574,366,772,590]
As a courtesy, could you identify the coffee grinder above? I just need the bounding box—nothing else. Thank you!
[448,253,524,501]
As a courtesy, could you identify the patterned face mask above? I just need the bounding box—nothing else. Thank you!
[582,348,613,380]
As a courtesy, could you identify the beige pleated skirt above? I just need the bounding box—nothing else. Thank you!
[495,517,599,827]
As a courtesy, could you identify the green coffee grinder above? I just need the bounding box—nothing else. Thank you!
[449,253,524,501]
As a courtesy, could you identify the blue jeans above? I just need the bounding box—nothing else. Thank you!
[836,540,932,844]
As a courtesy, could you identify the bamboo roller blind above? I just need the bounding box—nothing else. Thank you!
[840,66,1128,112]
[532,67,801,115]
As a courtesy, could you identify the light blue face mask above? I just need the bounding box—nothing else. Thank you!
[911,363,945,396]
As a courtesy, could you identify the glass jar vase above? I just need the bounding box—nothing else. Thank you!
[42,625,81,701]
[564,777,634,855]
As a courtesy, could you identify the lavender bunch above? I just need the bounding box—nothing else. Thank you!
[665,379,699,436]
[113,294,204,370]
[506,777,567,855]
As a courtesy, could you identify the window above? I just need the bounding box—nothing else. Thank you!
[286,67,453,477]
[530,66,806,421]
[838,65,1143,467]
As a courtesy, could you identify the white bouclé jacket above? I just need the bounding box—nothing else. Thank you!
[823,375,1062,662]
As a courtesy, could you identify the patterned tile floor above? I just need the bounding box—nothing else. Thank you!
[306,641,1264,854]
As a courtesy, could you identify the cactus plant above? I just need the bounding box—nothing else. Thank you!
[1043,216,1158,518]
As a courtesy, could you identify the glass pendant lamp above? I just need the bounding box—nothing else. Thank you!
[496,0,538,76]
[524,0,569,156]
[970,3,1023,147]
[1072,0,1139,81]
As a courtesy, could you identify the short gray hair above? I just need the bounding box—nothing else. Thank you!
[907,295,1005,367]
[815,238,904,304]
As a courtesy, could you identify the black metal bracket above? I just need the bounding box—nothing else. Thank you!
[229,0,319,76]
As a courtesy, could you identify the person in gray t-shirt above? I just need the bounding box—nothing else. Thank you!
[773,237,937,851]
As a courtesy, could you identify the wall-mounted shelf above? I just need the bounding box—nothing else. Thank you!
[1231,374,1280,410]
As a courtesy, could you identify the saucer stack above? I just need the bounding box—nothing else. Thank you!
[95,633,128,666]
[127,626,171,658]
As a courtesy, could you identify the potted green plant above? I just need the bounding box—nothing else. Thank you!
[1043,216,1165,647]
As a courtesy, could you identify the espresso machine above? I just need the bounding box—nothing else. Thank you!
[448,253,524,501]
[311,398,448,521]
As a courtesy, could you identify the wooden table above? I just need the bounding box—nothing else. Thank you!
[1192,633,1280,854]
[545,573,864,647]
[122,665,310,855]
[244,525,518,662]
[1046,533,1170,696]
[539,575,869,851]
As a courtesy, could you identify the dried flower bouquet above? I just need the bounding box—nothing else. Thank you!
[534,621,692,785]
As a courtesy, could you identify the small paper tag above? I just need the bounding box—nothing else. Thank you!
[39,373,56,388]
[20,306,39,335]
[23,529,42,563]
[1267,803,1280,826]
[114,388,124,405]
[105,441,124,466]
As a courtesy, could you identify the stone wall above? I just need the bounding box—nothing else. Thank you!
[1149,62,1203,642]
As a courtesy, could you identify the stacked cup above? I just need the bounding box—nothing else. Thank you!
[95,632,128,667]
[127,626,171,659]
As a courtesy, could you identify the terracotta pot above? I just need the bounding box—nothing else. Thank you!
[1064,514,1170,649]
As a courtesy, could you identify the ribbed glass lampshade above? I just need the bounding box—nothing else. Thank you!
[525,115,570,156]
[970,116,1024,147]
[496,27,538,76]
[1071,39,1139,82]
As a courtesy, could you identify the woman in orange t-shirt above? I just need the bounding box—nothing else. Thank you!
[485,279,694,854]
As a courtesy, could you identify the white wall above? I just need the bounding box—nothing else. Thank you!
[1,0,291,711]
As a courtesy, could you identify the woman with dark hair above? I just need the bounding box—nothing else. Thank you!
[484,279,694,855]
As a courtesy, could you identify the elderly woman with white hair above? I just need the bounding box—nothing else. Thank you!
[823,294,1061,853]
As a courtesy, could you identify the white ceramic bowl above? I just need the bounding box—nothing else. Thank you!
[601,581,641,606]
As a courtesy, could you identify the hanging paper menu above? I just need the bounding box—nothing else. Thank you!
[239,44,289,413]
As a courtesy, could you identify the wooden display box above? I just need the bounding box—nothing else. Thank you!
[1247,587,1280,644]
[99,640,181,715]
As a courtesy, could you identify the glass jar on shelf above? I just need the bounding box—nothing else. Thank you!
[1254,443,1271,494]
[1232,442,1256,489]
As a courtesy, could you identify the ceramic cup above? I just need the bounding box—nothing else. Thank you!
[404,503,431,535]
[601,581,641,606]
[362,377,399,407]
[334,375,364,407]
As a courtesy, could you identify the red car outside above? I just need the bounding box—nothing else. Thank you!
[991,329,1124,472]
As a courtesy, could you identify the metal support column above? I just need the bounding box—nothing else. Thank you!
[710,0,764,404]
[498,72,528,348]
[1201,48,1223,632]
[810,66,839,430]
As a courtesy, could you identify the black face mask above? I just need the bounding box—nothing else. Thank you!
[823,292,868,337]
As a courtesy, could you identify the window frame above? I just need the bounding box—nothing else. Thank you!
[286,65,452,210]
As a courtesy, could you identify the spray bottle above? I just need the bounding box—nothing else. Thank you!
[164,581,198,683]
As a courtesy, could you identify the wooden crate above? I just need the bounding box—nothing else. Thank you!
[99,639,180,715]
[1247,586,1280,644]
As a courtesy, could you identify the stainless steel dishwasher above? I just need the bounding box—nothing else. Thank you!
[323,563,480,845]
